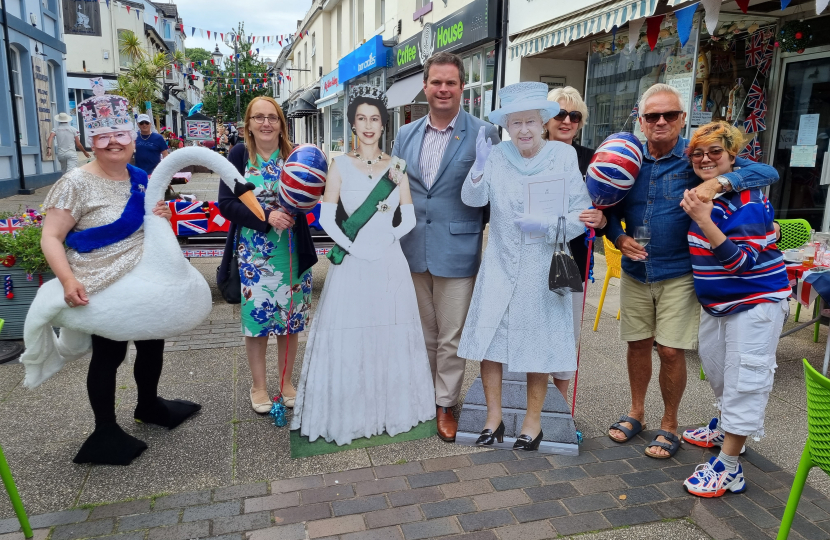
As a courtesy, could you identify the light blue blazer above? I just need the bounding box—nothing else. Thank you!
[391,108,500,278]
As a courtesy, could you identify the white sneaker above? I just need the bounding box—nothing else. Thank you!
[684,456,746,498]
[682,418,745,454]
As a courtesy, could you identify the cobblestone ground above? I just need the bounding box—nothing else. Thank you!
[1,173,829,539]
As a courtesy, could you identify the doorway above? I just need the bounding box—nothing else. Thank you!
[769,51,830,230]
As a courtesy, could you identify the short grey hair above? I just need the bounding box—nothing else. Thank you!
[639,83,686,114]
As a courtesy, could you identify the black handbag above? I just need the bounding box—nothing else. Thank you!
[548,216,584,296]
[217,226,242,304]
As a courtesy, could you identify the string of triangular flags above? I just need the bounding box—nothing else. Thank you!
[735,28,776,161]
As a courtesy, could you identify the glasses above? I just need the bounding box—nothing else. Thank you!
[251,115,280,124]
[690,148,726,162]
[641,111,683,123]
[93,132,132,147]
[138,121,150,126]
[553,109,583,123]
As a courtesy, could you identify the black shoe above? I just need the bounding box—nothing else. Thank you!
[513,430,544,451]
[134,398,201,429]
[475,422,505,446]
[73,423,148,466]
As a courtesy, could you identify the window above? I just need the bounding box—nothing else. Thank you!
[336,6,342,59]
[297,52,301,84]
[10,46,27,146]
[350,0,355,49]
[417,0,430,8]
[163,21,171,40]
[311,33,316,58]
[331,96,344,152]
[375,0,384,30]
[48,63,58,123]
[461,44,495,122]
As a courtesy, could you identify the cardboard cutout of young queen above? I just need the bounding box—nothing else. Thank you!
[290,85,436,446]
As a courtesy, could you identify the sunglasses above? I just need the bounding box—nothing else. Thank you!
[641,111,683,123]
[553,109,583,123]
[94,132,132,148]
[690,147,726,162]
[138,121,150,125]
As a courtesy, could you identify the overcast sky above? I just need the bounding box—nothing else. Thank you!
[166,0,313,62]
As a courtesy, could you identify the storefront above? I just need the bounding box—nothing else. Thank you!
[339,35,392,152]
[385,0,501,144]
[316,67,345,157]
[287,85,321,147]
[508,1,830,232]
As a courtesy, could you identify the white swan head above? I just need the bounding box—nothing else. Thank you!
[145,146,265,220]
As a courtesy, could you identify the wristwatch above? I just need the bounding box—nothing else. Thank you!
[716,175,732,192]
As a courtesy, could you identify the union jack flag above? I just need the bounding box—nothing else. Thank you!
[745,32,764,67]
[0,218,23,235]
[758,39,774,75]
[630,102,639,118]
[744,112,766,133]
[168,201,208,236]
[207,201,230,233]
[738,137,763,162]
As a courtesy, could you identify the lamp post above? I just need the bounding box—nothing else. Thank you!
[211,45,224,140]
[222,29,244,124]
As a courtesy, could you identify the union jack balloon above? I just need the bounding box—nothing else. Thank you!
[585,132,644,209]
[279,144,328,215]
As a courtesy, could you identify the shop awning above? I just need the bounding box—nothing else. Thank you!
[509,0,659,60]
[385,74,424,109]
[288,87,320,117]
[316,92,342,109]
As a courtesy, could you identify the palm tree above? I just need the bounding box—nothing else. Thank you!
[118,30,145,64]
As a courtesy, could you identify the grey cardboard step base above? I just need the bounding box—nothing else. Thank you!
[455,432,579,455]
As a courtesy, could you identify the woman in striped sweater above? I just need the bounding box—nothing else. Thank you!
[678,121,790,498]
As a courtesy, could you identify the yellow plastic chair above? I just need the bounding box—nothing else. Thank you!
[777,359,830,539]
[593,235,622,332]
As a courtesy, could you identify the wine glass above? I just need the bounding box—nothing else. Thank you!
[633,226,650,262]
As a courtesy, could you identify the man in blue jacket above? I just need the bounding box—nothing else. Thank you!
[605,84,779,460]
[392,52,500,442]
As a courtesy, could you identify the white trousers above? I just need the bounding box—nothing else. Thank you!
[698,301,788,438]
[57,149,78,173]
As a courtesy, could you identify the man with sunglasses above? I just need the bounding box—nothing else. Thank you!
[134,114,170,176]
[605,84,778,460]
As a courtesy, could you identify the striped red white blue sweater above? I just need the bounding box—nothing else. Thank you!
[687,188,791,317]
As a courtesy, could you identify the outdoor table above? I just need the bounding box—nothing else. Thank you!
[781,264,830,375]
[171,172,191,185]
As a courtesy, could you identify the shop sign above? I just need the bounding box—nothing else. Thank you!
[320,67,342,100]
[340,35,391,84]
[389,0,498,77]
[63,0,102,37]
[32,58,53,161]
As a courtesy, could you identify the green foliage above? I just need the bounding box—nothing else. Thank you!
[186,47,212,63]
[0,227,49,274]
[114,51,173,115]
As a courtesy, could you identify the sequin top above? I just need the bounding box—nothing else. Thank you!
[43,168,144,295]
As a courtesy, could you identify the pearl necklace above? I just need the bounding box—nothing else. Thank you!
[353,149,384,179]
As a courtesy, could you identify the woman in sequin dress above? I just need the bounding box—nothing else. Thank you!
[39,93,201,466]
[218,97,317,414]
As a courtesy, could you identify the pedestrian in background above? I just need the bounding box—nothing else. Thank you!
[391,51,500,443]
[47,113,90,172]
[134,114,169,176]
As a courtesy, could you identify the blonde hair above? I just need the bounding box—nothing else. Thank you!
[687,121,744,158]
[243,96,293,165]
[547,86,588,131]
[640,83,686,113]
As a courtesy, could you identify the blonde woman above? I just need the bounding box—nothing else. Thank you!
[218,96,317,414]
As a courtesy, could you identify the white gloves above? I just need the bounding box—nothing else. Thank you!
[513,212,552,234]
[392,204,416,240]
[319,202,353,253]
[470,126,493,179]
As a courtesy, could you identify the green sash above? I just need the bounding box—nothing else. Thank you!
[327,167,400,265]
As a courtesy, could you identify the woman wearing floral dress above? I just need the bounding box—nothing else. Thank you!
[218,97,317,414]
[290,85,435,445]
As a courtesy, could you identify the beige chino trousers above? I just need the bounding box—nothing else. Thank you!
[411,271,476,407]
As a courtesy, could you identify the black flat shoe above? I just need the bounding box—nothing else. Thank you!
[513,430,543,451]
[476,421,505,446]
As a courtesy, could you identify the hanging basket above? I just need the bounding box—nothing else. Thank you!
[0,261,54,340]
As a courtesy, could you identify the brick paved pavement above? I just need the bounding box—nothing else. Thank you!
[1,432,827,540]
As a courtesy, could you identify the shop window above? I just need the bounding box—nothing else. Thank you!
[583,15,701,150]
[461,45,495,122]
[331,96,345,152]
[10,46,27,146]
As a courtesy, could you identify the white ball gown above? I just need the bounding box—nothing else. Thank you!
[290,155,436,445]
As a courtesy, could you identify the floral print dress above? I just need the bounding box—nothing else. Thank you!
[239,151,312,337]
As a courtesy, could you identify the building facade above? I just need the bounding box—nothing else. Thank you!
[1,0,69,196]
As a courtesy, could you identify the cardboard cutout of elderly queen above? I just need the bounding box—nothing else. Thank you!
[457,82,592,451]
[290,85,435,446]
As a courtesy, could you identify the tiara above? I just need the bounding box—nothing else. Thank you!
[349,84,387,108]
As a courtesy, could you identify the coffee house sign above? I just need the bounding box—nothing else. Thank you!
[389,0,498,77]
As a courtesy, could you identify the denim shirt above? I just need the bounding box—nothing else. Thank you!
[605,137,779,284]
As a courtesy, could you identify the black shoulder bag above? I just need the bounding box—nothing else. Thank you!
[548,216,584,296]
[217,226,242,304]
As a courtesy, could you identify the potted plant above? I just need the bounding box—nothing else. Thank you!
[0,208,54,340]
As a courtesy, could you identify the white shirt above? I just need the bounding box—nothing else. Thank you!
[418,110,460,189]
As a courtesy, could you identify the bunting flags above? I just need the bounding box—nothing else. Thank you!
[701,0,722,35]
[738,136,763,161]
[745,32,764,66]
[628,17,645,52]
[744,112,766,133]
[747,82,766,112]
[735,0,750,13]
[758,39,774,75]
[645,15,664,51]
[675,2,698,47]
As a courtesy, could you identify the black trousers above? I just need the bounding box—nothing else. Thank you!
[87,335,165,426]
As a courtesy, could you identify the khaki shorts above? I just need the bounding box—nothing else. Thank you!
[619,271,699,350]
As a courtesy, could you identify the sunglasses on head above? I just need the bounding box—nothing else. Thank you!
[553,109,583,123]
[641,111,683,123]
[689,147,726,162]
